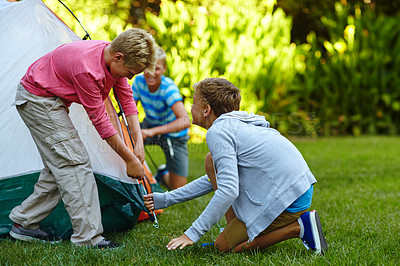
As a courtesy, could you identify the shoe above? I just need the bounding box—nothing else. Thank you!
[298,210,328,255]
[9,223,62,244]
[155,164,168,183]
[93,239,124,250]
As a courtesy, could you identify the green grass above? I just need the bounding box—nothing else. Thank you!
[1,136,400,265]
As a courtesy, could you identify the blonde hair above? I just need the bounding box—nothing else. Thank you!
[110,28,156,73]
[155,46,167,66]
[193,78,241,117]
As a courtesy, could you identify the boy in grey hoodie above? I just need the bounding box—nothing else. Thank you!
[144,78,328,254]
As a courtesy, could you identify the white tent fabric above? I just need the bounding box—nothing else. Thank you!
[0,0,136,184]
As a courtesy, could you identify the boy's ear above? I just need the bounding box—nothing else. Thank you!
[113,52,124,62]
[204,105,212,117]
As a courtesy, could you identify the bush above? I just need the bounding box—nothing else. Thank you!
[146,0,301,138]
[45,0,400,137]
[297,3,400,135]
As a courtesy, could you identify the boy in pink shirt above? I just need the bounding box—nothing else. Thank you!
[9,28,156,249]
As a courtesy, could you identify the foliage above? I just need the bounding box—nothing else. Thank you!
[1,137,400,264]
[277,0,400,43]
[297,3,400,135]
[145,0,302,137]
[44,0,136,41]
[43,0,400,137]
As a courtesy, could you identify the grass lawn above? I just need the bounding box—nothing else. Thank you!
[1,136,399,265]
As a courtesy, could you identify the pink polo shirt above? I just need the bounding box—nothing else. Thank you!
[21,40,138,139]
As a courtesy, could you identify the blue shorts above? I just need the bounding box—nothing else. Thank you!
[141,121,189,177]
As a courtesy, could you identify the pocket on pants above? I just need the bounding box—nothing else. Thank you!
[45,129,89,168]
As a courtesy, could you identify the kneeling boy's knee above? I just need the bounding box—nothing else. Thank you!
[205,152,213,170]
[204,152,217,190]
[205,153,214,176]
[214,233,232,253]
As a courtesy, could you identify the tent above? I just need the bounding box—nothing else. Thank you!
[0,0,162,239]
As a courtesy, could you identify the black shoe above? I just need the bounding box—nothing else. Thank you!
[93,239,124,250]
[9,223,62,244]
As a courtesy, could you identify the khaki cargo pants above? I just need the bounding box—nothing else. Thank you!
[9,84,104,246]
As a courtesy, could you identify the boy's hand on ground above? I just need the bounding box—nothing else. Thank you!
[126,159,144,180]
[167,234,194,250]
[143,193,154,211]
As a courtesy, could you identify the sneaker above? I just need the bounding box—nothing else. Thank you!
[298,210,328,255]
[9,223,62,244]
[93,239,124,250]
[155,164,168,183]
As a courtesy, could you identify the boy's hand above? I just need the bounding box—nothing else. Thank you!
[141,128,155,141]
[126,158,144,180]
[133,141,145,164]
[166,234,194,250]
[143,193,154,211]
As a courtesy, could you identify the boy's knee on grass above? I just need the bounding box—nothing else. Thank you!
[214,232,232,253]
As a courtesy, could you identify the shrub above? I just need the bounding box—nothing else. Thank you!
[298,3,400,135]
[146,0,300,138]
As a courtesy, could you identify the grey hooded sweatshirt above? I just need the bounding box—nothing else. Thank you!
[153,111,317,243]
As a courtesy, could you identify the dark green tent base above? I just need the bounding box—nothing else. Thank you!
[0,172,156,240]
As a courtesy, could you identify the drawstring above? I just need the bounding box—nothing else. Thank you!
[166,138,174,159]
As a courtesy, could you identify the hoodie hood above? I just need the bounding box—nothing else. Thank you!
[215,111,270,128]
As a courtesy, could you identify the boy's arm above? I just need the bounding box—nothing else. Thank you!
[72,74,117,139]
[104,134,144,179]
[126,114,145,164]
[113,79,145,163]
[141,101,190,139]
[152,174,213,209]
[182,128,239,244]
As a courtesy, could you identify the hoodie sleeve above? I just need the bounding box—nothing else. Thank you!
[182,125,240,243]
[153,174,213,209]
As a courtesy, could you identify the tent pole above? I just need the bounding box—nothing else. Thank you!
[114,91,159,229]
[57,0,91,40]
